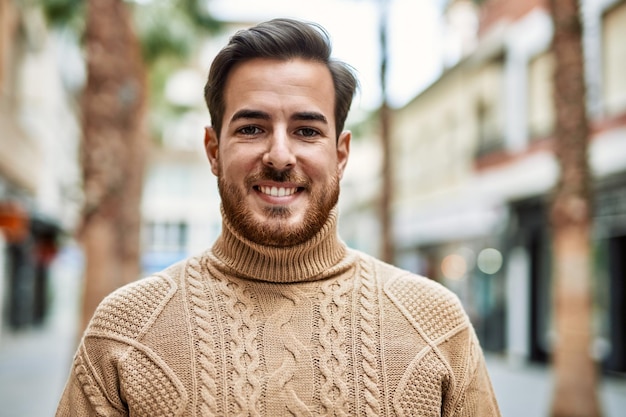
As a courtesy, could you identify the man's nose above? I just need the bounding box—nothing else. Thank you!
[262,132,296,170]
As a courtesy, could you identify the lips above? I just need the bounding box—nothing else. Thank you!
[248,167,308,199]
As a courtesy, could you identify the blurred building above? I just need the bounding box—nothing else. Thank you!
[140,142,221,274]
[389,0,626,375]
[0,0,82,333]
[138,23,253,275]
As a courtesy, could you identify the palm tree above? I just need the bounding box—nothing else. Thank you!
[548,0,602,415]
[378,0,395,264]
[41,0,219,333]
[78,0,149,332]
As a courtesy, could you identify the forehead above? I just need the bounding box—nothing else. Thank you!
[222,58,336,122]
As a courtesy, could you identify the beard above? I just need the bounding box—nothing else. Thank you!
[218,165,339,247]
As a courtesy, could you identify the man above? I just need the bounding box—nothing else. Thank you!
[57,18,501,416]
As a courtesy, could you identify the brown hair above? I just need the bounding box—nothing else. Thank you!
[204,18,358,139]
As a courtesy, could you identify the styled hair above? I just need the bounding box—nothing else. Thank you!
[203,18,358,139]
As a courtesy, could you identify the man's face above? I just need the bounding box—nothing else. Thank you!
[205,58,351,247]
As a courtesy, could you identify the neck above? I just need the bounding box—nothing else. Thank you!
[210,207,350,283]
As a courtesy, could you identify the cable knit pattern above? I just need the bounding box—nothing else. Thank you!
[263,287,314,416]
[56,209,500,416]
[318,270,352,416]
[184,256,220,416]
[219,276,263,415]
[71,347,115,417]
[356,257,383,417]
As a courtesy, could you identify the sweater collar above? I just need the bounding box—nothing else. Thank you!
[209,206,351,283]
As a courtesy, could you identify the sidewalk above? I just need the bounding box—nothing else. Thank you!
[0,249,82,417]
[487,354,626,417]
[0,321,77,417]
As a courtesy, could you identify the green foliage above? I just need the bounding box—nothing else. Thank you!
[38,0,221,144]
[39,0,221,65]
[133,0,221,64]
[40,0,85,32]
[180,0,220,32]
[131,0,221,138]
[134,2,194,64]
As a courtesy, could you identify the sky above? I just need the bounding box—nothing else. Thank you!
[205,0,447,111]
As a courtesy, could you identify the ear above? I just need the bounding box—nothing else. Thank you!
[336,130,351,180]
[204,126,220,176]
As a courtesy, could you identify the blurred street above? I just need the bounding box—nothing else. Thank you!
[0,320,75,417]
[1,270,625,417]
[2,3,626,415]
[0,250,81,417]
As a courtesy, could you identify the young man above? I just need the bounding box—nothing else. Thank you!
[57,18,501,416]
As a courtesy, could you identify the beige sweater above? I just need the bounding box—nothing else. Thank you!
[57,210,501,416]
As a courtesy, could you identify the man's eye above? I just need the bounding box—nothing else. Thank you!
[296,127,320,137]
[238,126,262,135]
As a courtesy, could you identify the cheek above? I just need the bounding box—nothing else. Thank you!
[220,153,257,179]
[308,154,339,179]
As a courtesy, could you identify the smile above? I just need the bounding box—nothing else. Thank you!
[257,186,300,197]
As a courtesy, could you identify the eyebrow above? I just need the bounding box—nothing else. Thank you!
[229,109,328,125]
[230,109,271,123]
[291,111,328,125]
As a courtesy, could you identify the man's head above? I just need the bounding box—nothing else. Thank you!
[203,19,358,248]
[204,18,358,140]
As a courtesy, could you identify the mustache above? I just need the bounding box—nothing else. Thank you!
[245,166,309,186]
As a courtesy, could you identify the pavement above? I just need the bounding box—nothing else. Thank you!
[487,355,626,417]
[0,321,77,417]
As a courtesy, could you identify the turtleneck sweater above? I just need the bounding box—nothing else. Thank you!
[56,208,501,416]
[210,208,351,283]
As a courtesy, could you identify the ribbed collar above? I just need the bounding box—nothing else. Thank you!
[208,206,352,283]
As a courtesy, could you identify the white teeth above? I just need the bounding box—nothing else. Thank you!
[259,186,297,197]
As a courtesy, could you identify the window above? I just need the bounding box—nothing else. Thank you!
[475,99,502,157]
[603,2,626,116]
[527,52,555,139]
[143,221,188,253]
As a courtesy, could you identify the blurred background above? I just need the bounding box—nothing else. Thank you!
[1,0,625,415]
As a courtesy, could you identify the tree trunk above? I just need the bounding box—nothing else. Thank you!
[548,0,602,415]
[379,0,394,264]
[79,0,148,333]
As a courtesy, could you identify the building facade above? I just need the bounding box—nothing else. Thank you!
[0,0,82,333]
[391,0,626,374]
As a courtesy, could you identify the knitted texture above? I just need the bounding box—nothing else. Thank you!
[119,348,186,416]
[56,211,501,416]
[89,275,172,339]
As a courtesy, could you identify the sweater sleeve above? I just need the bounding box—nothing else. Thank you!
[383,269,501,417]
[449,328,501,417]
[55,341,129,417]
[56,273,180,416]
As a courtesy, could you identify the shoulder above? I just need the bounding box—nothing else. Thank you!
[354,250,470,341]
[389,272,469,341]
[85,260,186,340]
